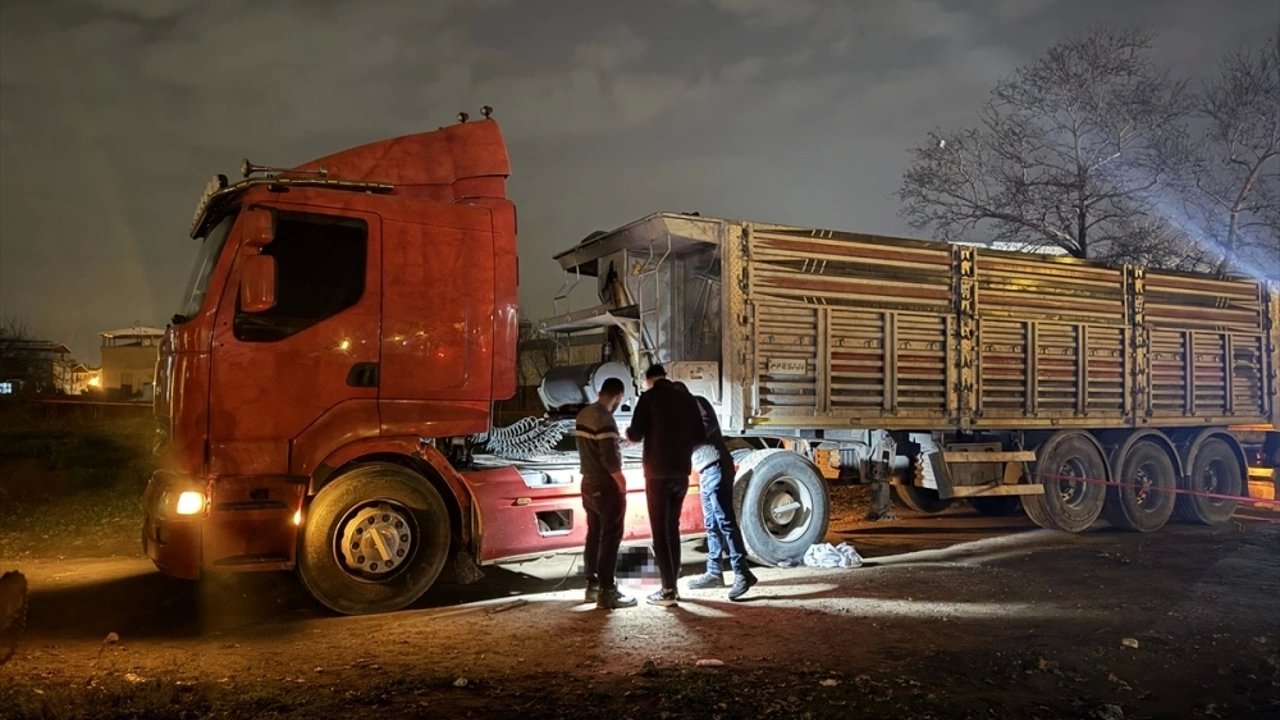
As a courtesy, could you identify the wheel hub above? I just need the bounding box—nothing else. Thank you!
[1204,464,1220,494]
[769,491,801,525]
[761,476,811,541]
[338,501,413,578]
[1056,459,1088,506]
[1133,465,1153,504]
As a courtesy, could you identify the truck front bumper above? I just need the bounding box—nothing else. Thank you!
[143,471,307,579]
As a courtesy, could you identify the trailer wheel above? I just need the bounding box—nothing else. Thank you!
[967,496,1023,516]
[1102,439,1177,532]
[891,484,953,514]
[298,463,450,615]
[1022,432,1107,533]
[1175,438,1243,526]
[734,450,829,566]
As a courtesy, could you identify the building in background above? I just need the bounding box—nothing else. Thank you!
[68,363,102,395]
[99,326,164,401]
[0,337,73,396]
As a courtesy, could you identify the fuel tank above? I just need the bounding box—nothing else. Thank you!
[538,361,633,412]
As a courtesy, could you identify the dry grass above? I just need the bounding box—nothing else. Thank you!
[0,404,154,559]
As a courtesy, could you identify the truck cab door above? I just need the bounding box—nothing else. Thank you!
[208,206,382,478]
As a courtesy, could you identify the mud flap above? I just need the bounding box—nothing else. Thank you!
[447,550,485,585]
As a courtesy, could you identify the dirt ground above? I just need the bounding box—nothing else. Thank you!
[2,489,1279,720]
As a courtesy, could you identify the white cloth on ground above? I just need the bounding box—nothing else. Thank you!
[802,542,863,569]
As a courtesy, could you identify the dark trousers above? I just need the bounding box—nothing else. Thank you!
[583,475,626,587]
[646,476,689,590]
[699,457,748,575]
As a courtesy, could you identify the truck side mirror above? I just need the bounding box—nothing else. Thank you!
[240,254,277,313]
[242,207,275,248]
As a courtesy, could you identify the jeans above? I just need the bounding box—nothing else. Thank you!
[699,457,748,575]
[645,476,689,590]
[582,475,626,587]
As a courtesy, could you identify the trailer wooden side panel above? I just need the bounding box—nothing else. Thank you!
[970,250,1130,429]
[744,225,956,429]
[729,221,1276,432]
[1142,270,1269,424]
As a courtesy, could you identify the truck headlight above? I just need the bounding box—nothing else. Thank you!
[175,491,205,515]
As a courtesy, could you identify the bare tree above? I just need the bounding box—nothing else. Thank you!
[0,315,32,369]
[899,28,1192,263]
[0,315,30,342]
[0,316,36,394]
[1180,32,1280,277]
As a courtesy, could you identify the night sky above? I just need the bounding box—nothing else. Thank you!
[1,0,1275,362]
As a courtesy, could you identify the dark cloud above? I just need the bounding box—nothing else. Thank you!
[1,0,1274,360]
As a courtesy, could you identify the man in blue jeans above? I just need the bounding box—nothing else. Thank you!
[674,382,758,601]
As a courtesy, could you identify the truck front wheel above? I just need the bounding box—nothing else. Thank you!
[734,450,830,566]
[298,463,451,615]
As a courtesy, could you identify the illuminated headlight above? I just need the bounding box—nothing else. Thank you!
[175,491,206,516]
[292,509,303,526]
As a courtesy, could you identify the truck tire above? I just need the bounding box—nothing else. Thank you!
[1175,438,1243,526]
[298,463,451,615]
[1022,432,1107,533]
[967,496,1023,517]
[733,450,829,566]
[1102,439,1177,532]
[891,484,953,514]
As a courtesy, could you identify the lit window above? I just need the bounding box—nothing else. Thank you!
[0,382,12,395]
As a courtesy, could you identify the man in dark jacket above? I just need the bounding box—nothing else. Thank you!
[674,382,757,600]
[626,364,705,606]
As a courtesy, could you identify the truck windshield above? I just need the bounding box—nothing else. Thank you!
[173,211,237,324]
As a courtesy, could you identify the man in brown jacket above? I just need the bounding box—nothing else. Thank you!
[576,377,637,609]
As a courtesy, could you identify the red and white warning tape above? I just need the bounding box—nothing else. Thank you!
[1037,470,1280,511]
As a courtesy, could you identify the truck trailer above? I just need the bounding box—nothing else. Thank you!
[144,114,1279,614]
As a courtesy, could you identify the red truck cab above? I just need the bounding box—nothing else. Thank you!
[144,116,703,614]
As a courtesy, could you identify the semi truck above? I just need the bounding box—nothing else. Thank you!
[144,113,1280,614]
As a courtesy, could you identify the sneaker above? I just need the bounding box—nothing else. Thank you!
[728,571,758,601]
[646,588,679,607]
[584,578,600,605]
[596,587,637,610]
[686,572,725,590]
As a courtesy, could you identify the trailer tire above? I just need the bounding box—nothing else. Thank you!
[1102,439,1177,532]
[1175,438,1243,526]
[967,496,1023,517]
[1022,432,1107,533]
[298,463,451,615]
[891,484,953,514]
[734,450,829,566]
